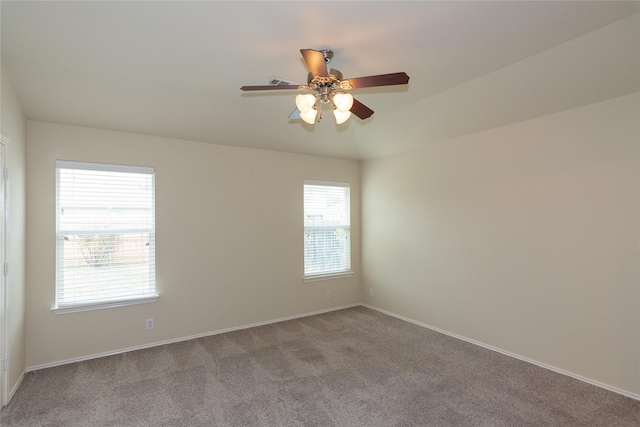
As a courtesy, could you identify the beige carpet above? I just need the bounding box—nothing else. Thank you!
[1,306,638,426]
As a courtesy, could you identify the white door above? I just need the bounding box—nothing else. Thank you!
[0,137,6,407]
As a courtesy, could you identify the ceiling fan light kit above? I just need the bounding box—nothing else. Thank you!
[241,49,410,125]
[333,108,352,125]
[295,93,318,124]
[299,106,318,125]
[333,92,354,112]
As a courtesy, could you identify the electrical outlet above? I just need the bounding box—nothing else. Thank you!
[326,290,331,299]
[146,318,154,330]
[369,288,374,297]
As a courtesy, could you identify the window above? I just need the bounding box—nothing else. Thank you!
[304,180,351,279]
[54,160,156,313]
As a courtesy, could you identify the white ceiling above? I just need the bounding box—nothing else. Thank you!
[2,1,639,160]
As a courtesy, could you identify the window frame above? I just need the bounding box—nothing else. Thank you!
[53,160,158,314]
[303,180,352,281]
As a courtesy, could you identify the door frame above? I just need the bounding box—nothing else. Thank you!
[0,134,8,407]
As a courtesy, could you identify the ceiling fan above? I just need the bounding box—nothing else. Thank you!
[240,49,410,125]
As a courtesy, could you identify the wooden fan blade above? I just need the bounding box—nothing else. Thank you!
[241,85,303,91]
[344,72,409,89]
[350,98,374,120]
[300,49,329,77]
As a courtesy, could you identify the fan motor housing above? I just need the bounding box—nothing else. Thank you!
[307,68,344,85]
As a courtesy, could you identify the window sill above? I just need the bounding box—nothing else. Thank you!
[304,271,353,283]
[51,294,158,314]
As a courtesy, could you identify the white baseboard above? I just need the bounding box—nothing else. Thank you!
[4,372,24,407]
[26,304,360,372]
[24,302,640,402]
[362,303,640,402]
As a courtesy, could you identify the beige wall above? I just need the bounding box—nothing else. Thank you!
[362,93,640,396]
[26,121,361,368]
[0,60,27,401]
[15,87,640,397]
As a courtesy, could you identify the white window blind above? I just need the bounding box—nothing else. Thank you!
[304,180,351,278]
[55,160,157,312]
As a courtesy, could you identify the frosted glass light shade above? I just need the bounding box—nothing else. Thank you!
[333,109,351,124]
[333,93,353,112]
[295,94,316,113]
[300,108,318,124]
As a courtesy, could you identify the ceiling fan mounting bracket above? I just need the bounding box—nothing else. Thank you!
[320,49,333,63]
